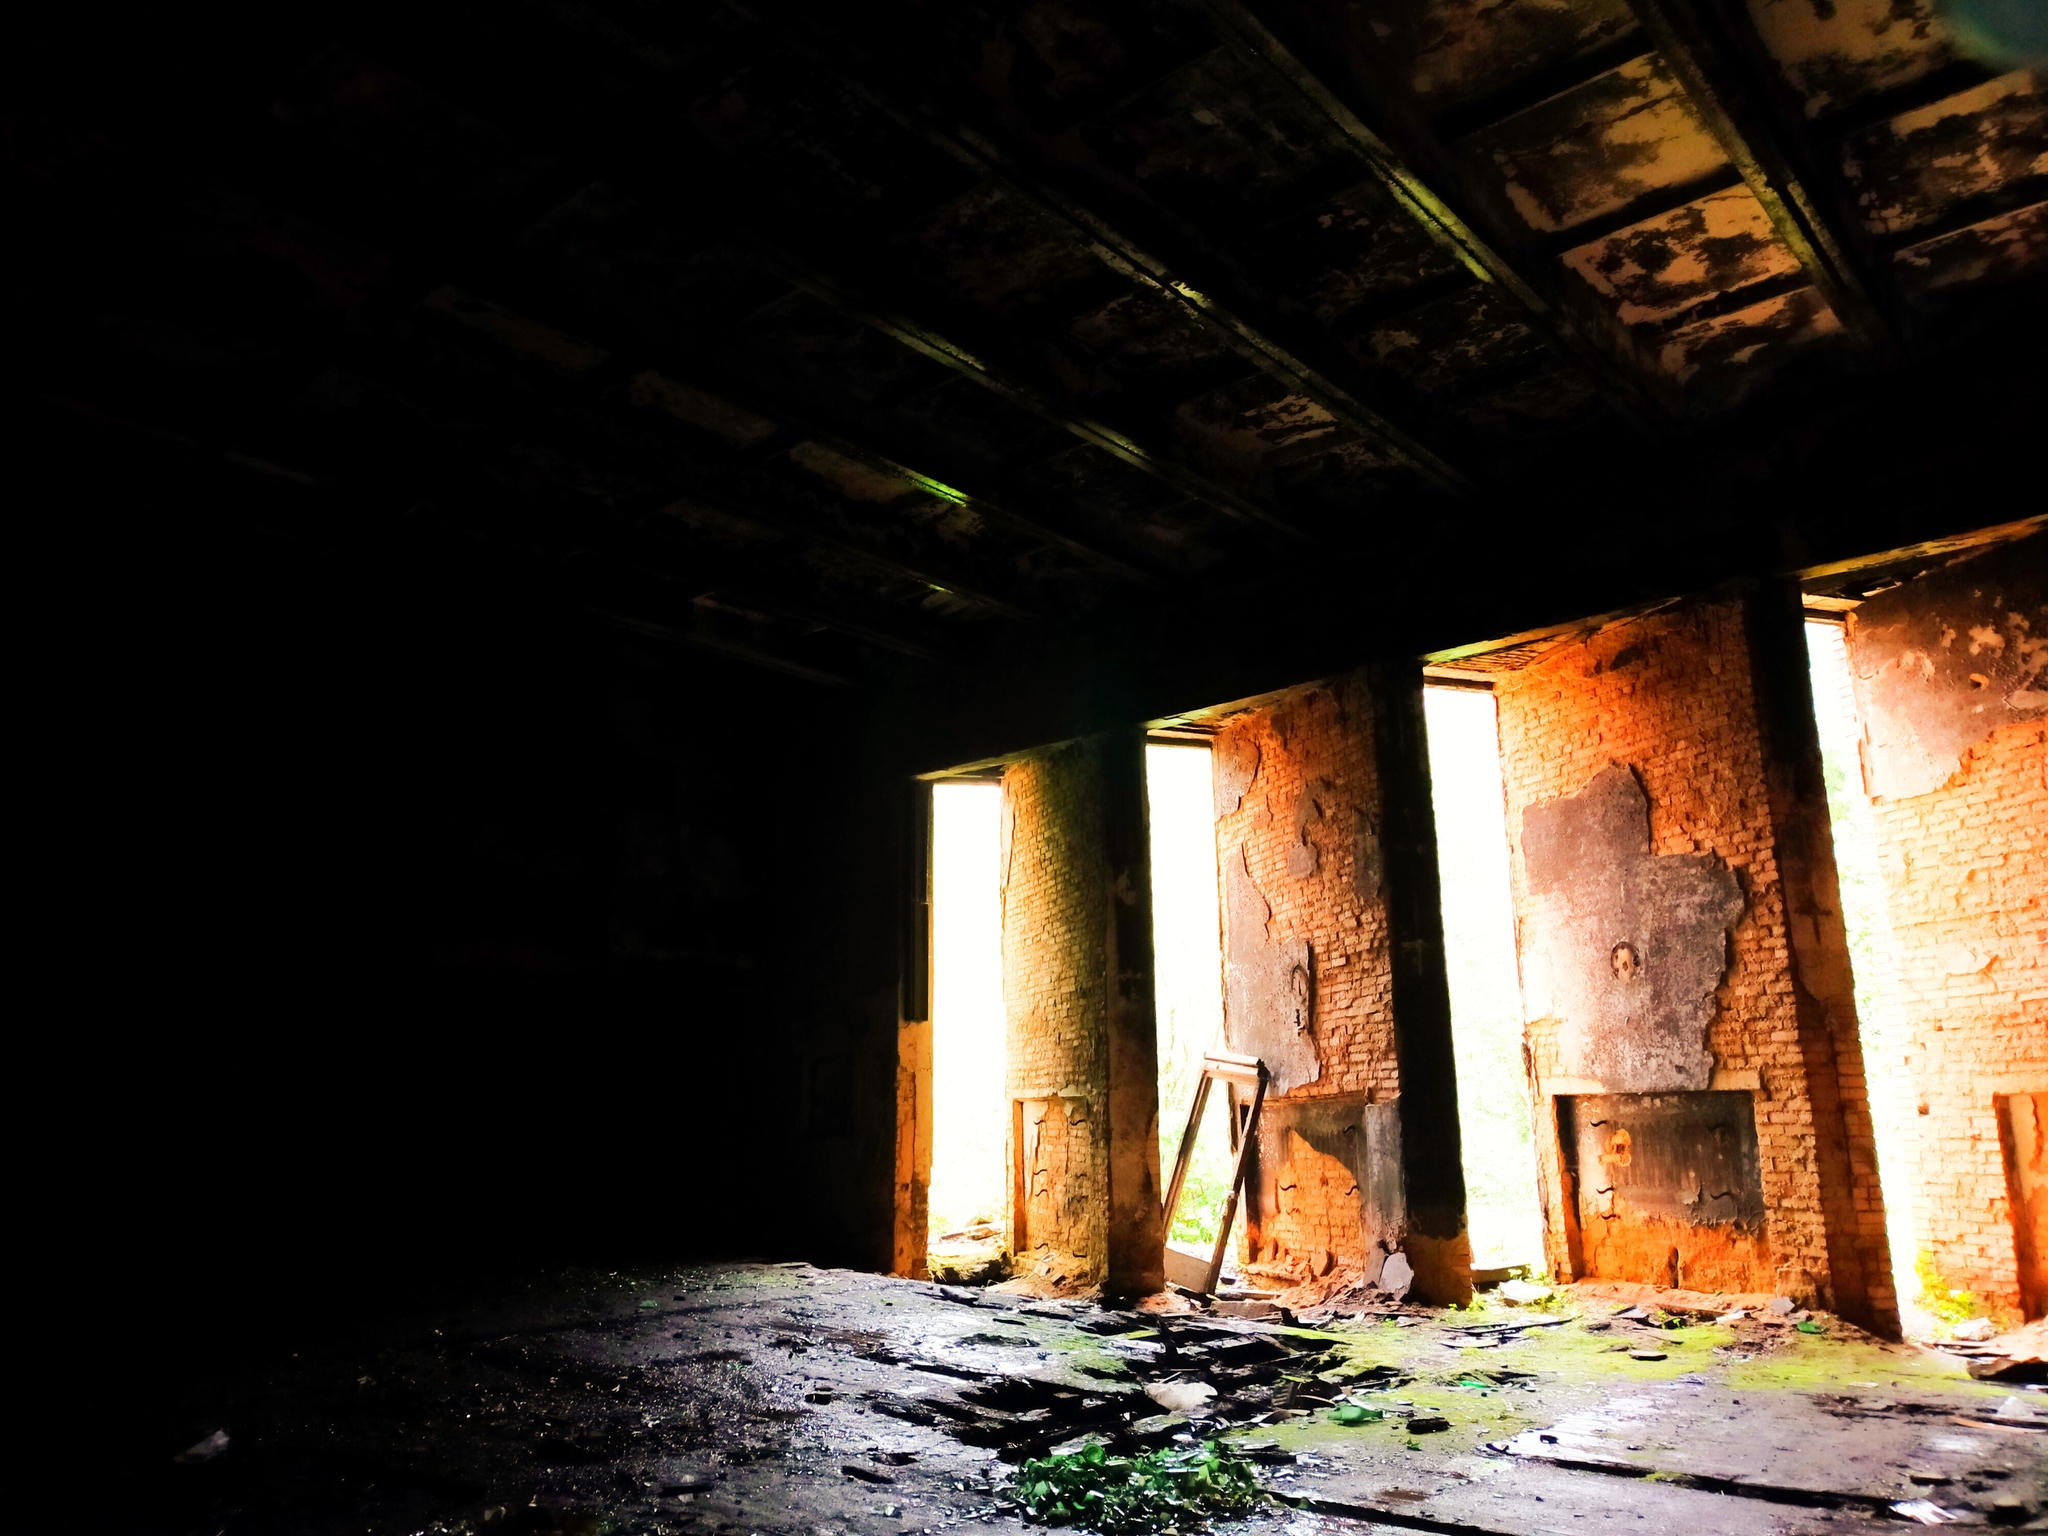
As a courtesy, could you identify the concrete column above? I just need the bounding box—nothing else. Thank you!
[1742,581,1900,1337]
[1366,659,1473,1305]
[1099,730,1165,1297]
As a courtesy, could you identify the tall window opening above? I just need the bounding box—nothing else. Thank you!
[928,780,1006,1277]
[1423,685,1545,1272]
[1804,618,1920,1311]
[1146,742,1232,1252]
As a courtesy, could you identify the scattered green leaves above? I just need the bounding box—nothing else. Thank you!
[1013,1439,1262,1535]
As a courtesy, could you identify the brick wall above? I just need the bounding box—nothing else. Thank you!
[1213,674,1404,1280]
[1869,717,2048,1312]
[1495,594,1891,1317]
[1001,741,1111,1282]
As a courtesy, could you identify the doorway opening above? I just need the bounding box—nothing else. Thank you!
[1147,741,1233,1266]
[928,779,1006,1281]
[1803,617,1920,1314]
[1422,685,1546,1273]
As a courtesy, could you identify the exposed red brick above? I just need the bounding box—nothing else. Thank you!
[1496,594,1892,1323]
[1869,718,2047,1314]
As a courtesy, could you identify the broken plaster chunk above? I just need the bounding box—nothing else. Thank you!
[1378,1252,1414,1297]
[1940,943,1994,975]
[1144,1380,1217,1414]
[1497,1279,1551,1305]
[1891,1499,1963,1524]
[174,1430,230,1464]
[1952,1318,1998,1342]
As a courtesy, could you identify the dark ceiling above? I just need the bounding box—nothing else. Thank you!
[11,0,2046,719]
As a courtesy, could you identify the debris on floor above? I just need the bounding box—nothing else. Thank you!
[124,1262,2047,1536]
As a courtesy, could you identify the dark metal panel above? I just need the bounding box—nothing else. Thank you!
[1560,1091,1766,1225]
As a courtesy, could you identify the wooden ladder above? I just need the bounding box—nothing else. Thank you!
[1160,1050,1268,1295]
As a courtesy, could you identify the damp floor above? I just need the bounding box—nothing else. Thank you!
[126,1263,2044,1535]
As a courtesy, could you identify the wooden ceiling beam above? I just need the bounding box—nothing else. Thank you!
[1195,0,1676,428]
[1622,0,1907,359]
[745,246,1311,542]
[732,0,1475,497]
[314,9,1316,550]
[1433,30,1660,142]
[621,361,1165,589]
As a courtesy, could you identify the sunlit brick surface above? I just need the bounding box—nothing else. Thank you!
[1871,719,2048,1311]
[1495,598,1886,1311]
[1213,674,1398,1278]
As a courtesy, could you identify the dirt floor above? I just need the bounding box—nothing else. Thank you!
[127,1263,2044,1535]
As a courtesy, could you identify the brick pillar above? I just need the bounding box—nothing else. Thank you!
[1366,659,1473,1305]
[1742,581,1899,1337]
[1001,735,1161,1292]
[1102,730,1166,1296]
[894,780,933,1279]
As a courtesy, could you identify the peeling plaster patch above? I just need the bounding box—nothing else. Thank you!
[1358,284,1544,391]
[1214,720,1262,818]
[1223,845,1320,1093]
[1089,46,1345,218]
[1520,765,1745,1092]
[1256,184,1468,325]
[1459,362,1604,426]
[1747,0,1954,117]
[1895,200,2048,294]
[1011,446,1221,573]
[1388,0,1640,107]
[1261,435,1407,514]
[1844,535,2048,798]
[1172,378,1339,472]
[1657,284,1841,382]
[1067,289,1237,380]
[1467,56,1729,234]
[903,180,1102,312]
[1563,188,1800,323]
[787,440,915,503]
[1843,71,2048,239]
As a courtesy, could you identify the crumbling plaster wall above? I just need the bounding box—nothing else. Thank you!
[1001,743,1112,1285]
[1495,593,1893,1324]
[996,736,1165,1294]
[1213,675,1428,1289]
[1847,538,2048,1314]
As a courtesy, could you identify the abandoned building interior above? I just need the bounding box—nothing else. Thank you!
[13,0,2047,1530]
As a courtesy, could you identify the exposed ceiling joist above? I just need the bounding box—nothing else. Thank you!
[1623,0,1906,360]
[748,246,1311,543]
[308,12,1318,552]
[739,0,1474,497]
[655,485,1042,627]
[625,366,1164,589]
[1196,0,1674,427]
[1433,31,1660,142]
